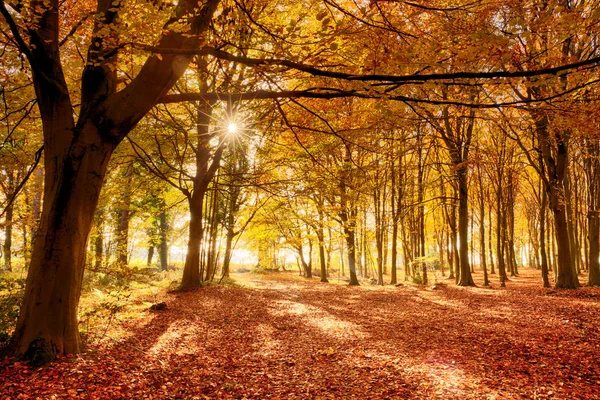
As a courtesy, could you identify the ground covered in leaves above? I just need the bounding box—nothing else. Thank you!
[2,269,600,399]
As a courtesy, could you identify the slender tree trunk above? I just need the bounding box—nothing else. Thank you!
[457,167,474,286]
[540,189,551,288]
[159,210,168,271]
[317,226,328,283]
[478,170,488,286]
[147,246,154,266]
[205,183,220,281]
[497,182,507,287]
[222,215,235,279]
[116,161,134,265]
[440,229,446,276]
[344,224,359,285]
[507,176,518,276]
[488,202,495,274]
[374,184,385,285]
[3,193,14,272]
[391,220,399,285]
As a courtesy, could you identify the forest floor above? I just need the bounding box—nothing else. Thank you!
[2,268,600,399]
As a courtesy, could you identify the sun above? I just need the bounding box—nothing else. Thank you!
[227,122,239,135]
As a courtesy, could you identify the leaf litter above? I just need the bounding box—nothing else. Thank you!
[2,269,600,399]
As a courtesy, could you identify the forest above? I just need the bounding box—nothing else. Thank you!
[1,0,600,398]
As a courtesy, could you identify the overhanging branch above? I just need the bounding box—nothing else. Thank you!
[160,78,600,108]
[137,44,600,83]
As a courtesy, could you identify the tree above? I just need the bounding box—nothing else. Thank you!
[3,0,220,361]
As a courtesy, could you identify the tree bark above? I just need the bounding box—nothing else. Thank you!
[116,161,134,265]
[317,225,328,283]
[343,223,359,285]
[586,139,600,286]
[3,193,14,272]
[147,246,154,266]
[478,169,488,286]
[222,181,238,279]
[2,170,15,271]
[457,167,474,286]
[181,193,206,289]
[13,127,114,360]
[540,188,551,288]
[159,210,168,271]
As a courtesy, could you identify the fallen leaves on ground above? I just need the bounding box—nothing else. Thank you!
[2,269,600,399]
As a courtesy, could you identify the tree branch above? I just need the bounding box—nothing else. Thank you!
[138,44,600,83]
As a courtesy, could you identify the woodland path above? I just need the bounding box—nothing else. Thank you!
[2,270,600,399]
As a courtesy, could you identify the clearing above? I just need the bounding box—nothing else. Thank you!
[2,270,600,399]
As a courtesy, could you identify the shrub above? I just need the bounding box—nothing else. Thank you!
[0,276,25,347]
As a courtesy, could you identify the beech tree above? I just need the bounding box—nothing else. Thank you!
[1,0,220,361]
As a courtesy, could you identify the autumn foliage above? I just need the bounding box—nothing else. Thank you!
[0,271,599,399]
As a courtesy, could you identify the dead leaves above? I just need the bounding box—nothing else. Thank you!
[2,270,600,399]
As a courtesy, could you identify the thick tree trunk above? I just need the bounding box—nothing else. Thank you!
[531,113,579,288]
[552,201,579,288]
[6,0,220,362]
[12,128,114,362]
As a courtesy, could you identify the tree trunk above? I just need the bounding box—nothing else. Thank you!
[344,224,359,285]
[478,171,488,286]
[532,113,579,288]
[497,182,507,287]
[12,127,115,362]
[540,189,551,288]
[586,139,600,286]
[116,161,133,265]
[6,0,220,362]
[3,196,14,272]
[3,172,15,272]
[457,167,474,286]
[181,194,205,289]
[147,246,154,266]
[159,210,168,271]
[317,227,328,283]
[488,202,495,274]
[391,221,399,285]
[222,220,235,279]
